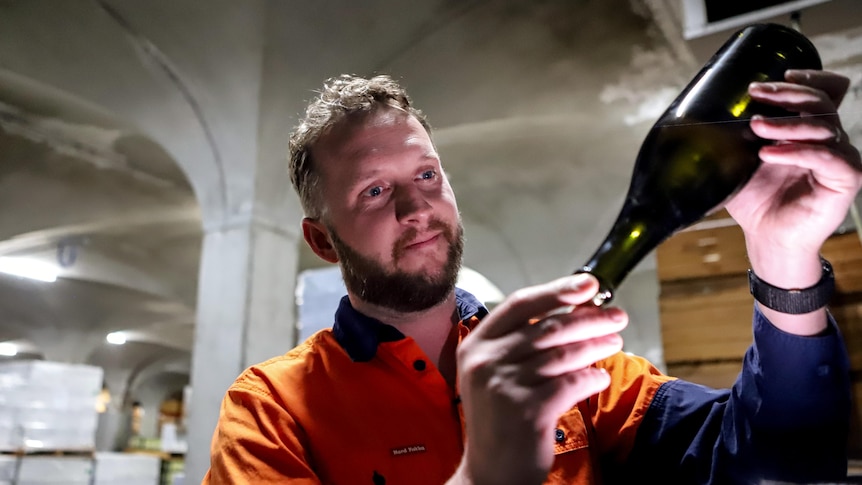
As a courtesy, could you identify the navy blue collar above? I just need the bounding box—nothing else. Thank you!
[332,288,489,362]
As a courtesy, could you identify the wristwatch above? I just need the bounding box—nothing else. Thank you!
[747,258,835,314]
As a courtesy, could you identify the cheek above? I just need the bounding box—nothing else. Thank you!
[339,215,399,256]
[438,188,460,220]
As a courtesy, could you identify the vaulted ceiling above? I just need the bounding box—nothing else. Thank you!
[0,0,860,402]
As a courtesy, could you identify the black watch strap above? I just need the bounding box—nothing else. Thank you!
[748,258,835,314]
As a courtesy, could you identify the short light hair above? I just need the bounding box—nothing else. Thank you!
[288,74,431,219]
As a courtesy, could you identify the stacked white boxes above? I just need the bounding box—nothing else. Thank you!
[0,361,103,452]
[94,452,161,485]
[17,456,93,485]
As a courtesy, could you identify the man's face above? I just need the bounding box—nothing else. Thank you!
[309,107,463,312]
[326,220,463,313]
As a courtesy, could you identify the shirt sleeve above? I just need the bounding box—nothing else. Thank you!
[203,377,323,485]
[618,305,852,484]
[589,349,675,463]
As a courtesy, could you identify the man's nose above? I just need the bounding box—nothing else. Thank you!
[395,186,432,224]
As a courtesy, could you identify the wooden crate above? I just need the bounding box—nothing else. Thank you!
[658,225,862,290]
[657,224,748,283]
[823,233,862,294]
[658,222,862,359]
[657,224,862,460]
[659,275,753,363]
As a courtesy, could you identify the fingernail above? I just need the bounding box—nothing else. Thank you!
[565,273,595,290]
[751,114,764,121]
[784,69,806,81]
[603,334,623,348]
[557,274,597,305]
[607,308,627,322]
[750,82,776,92]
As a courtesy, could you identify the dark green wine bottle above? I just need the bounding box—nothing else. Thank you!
[578,23,822,306]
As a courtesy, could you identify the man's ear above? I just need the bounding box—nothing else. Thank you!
[302,218,339,263]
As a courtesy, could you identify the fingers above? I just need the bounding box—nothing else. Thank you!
[757,143,862,192]
[498,304,627,363]
[750,114,846,146]
[749,70,850,114]
[749,81,836,117]
[475,273,599,339]
[458,273,625,409]
[455,276,627,469]
[786,69,851,107]
[532,306,627,349]
[748,69,857,170]
[518,333,623,382]
[749,70,858,160]
[459,301,627,398]
[534,366,611,415]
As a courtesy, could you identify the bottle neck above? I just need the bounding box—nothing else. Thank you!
[579,203,673,306]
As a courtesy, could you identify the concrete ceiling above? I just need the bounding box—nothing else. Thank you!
[0,0,860,400]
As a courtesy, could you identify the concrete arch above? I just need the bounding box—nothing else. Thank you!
[87,343,190,411]
[0,0,268,227]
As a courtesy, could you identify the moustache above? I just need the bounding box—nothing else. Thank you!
[393,219,454,259]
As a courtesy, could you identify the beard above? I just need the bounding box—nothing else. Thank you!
[327,218,464,313]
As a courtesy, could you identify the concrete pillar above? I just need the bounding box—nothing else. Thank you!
[95,367,135,452]
[102,367,133,411]
[184,218,300,482]
[183,2,307,478]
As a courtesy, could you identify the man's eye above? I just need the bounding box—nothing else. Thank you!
[421,170,436,180]
[367,186,383,197]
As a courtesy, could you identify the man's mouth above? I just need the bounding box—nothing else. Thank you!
[405,233,441,250]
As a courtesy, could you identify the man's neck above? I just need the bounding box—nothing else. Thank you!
[348,291,460,377]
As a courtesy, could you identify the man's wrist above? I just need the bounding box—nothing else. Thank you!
[744,239,824,290]
[749,258,835,314]
[743,240,831,334]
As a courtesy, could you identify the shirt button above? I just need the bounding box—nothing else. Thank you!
[554,428,566,443]
[413,359,426,371]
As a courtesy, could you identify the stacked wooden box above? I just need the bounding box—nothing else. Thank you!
[656,213,862,458]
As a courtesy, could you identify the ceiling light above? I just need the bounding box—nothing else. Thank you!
[0,342,17,357]
[106,332,126,345]
[0,257,59,282]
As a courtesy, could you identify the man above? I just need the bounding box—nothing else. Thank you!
[204,71,861,484]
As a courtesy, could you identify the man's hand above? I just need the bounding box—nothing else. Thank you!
[727,69,861,256]
[450,274,626,485]
[726,69,862,334]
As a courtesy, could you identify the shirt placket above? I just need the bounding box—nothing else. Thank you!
[378,338,461,426]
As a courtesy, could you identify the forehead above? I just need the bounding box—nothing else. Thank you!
[311,107,435,179]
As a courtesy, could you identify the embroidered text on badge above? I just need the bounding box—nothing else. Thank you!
[391,444,427,456]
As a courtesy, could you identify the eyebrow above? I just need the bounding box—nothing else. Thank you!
[348,170,383,190]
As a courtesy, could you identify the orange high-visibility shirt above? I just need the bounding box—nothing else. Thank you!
[204,289,672,484]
